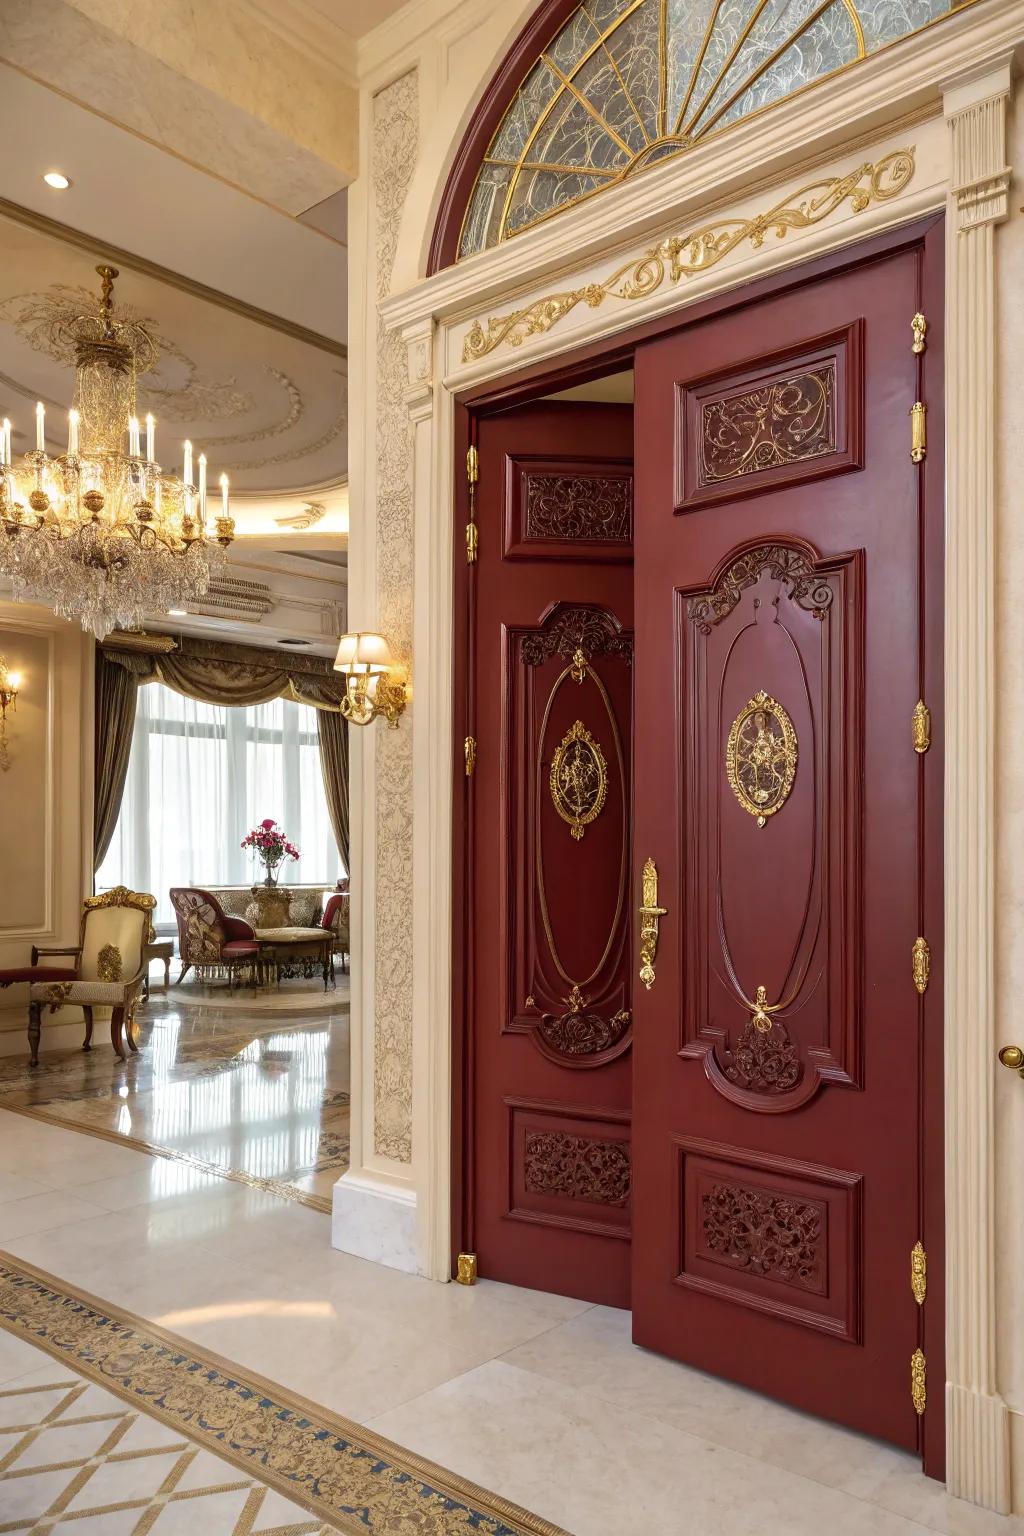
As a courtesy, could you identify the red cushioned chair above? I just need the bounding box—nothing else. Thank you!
[169,887,260,988]
[321,886,350,977]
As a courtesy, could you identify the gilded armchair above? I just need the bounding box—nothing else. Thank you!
[26,886,157,1067]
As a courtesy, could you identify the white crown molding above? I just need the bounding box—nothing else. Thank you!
[238,0,358,87]
[356,0,497,83]
[379,0,1022,334]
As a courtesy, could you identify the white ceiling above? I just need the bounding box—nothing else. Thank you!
[0,213,347,498]
[0,35,351,647]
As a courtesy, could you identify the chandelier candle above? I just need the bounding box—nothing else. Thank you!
[0,265,234,637]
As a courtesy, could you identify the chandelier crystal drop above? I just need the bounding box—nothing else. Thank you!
[0,265,234,638]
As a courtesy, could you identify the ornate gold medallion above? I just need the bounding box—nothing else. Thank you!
[726,689,798,827]
[550,719,608,841]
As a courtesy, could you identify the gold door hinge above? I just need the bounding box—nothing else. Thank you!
[912,700,931,753]
[466,445,479,564]
[456,1251,477,1285]
[911,1241,927,1305]
[911,312,928,354]
[911,1348,927,1415]
[912,936,930,995]
[911,401,927,464]
[464,735,476,776]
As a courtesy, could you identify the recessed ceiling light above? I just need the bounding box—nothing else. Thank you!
[42,171,71,190]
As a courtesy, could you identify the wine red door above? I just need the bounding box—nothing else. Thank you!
[467,399,634,1307]
[631,236,943,1452]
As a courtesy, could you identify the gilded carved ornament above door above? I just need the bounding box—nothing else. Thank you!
[461,150,914,362]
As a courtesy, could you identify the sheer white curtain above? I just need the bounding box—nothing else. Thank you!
[98,683,343,927]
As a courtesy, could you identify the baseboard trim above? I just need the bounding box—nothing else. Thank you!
[331,1168,418,1275]
[946,1382,1012,1512]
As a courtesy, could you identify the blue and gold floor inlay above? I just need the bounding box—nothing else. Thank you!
[0,1255,568,1536]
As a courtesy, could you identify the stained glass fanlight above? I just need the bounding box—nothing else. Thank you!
[458,0,964,257]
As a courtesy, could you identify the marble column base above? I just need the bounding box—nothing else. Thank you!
[331,1169,418,1275]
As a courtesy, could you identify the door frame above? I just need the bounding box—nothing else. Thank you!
[376,40,1015,1509]
[451,215,945,1474]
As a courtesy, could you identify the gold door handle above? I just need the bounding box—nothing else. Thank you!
[638,857,667,991]
[999,1045,1024,1077]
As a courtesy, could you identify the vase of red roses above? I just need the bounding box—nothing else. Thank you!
[241,819,300,887]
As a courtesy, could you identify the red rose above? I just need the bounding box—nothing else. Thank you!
[261,818,276,830]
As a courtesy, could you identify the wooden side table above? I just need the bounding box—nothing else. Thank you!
[143,940,174,999]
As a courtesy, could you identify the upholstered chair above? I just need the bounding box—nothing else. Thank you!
[169,887,260,988]
[321,889,350,975]
[26,887,157,1067]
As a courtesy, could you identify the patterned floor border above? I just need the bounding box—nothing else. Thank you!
[0,1253,569,1536]
[0,1101,333,1213]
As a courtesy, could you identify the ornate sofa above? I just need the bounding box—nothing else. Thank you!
[169,888,260,987]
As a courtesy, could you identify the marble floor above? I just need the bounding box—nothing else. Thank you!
[0,1331,335,1534]
[0,981,350,1210]
[0,1108,1021,1536]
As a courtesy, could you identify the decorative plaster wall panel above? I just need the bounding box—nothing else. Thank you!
[372,68,419,1165]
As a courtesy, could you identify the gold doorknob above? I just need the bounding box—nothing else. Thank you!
[638,857,667,990]
[998,1045,1024,1076]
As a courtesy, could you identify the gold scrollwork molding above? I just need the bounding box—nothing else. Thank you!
[462,150,915,364]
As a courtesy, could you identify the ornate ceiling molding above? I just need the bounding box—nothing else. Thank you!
[462,148,915,363]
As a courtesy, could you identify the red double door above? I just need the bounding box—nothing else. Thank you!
[465,232,941,1461]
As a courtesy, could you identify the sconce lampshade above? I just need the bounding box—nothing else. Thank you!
[334,632,393,676]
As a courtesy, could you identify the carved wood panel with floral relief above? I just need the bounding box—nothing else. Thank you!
[504,454,633,561]
[675,325,864,514]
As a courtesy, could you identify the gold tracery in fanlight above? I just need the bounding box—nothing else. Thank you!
[458,0,971,257]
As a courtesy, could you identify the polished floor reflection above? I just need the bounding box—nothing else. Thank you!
[0,984,349,1211]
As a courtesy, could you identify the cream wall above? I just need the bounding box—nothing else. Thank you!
[0,601,93,1051]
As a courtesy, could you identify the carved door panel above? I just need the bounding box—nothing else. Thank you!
[630,242,942,1450]
[469,401,634,1307]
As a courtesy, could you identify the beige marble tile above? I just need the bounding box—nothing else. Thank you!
[0,1188,109,1240]
[370,1359,943,1536]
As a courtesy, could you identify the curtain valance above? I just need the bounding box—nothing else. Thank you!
[101,632,347,712]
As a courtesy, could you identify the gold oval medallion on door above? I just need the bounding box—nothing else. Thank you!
[726,689,798,827]
[550,719,608,840]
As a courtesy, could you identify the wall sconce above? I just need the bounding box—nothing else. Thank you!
[0,655,23,772]
[333,632,409,728]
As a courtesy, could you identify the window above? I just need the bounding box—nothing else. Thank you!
[458,0,965,257]
[98,684,343,928]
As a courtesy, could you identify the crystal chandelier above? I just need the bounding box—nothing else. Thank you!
[0,265,234,638]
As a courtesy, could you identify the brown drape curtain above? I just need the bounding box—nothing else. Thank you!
[316,709,350,871]
[93,649,139,866]
[100,631,350,871]
[100,632,348,711]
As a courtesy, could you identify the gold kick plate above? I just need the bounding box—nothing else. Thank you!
[456,1252,477,1285]
[912,936,930,996]
[911,1348,927,1415]
[911,1241,927,1306]
[464,735,476,777]
[638,857,667,991]
[466,446,479,564]
[911,401,927,464]
[912,700,931,754]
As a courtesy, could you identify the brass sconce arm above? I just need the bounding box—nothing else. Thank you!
[0,655,23,773]
[334,632,409,729]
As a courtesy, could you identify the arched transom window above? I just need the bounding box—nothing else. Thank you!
[458,0,962,257]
